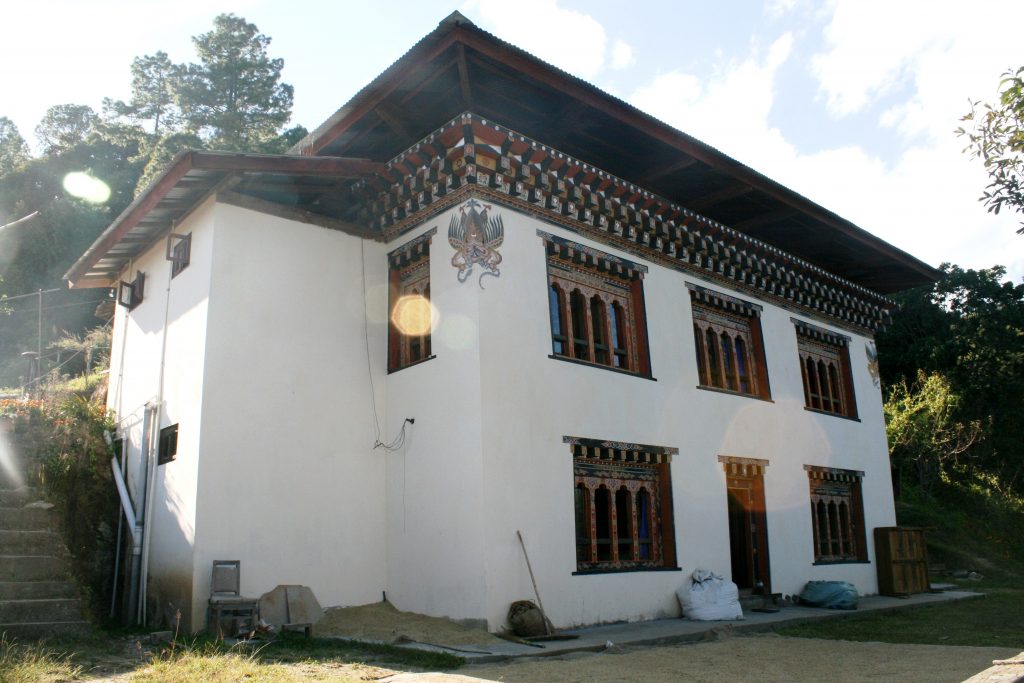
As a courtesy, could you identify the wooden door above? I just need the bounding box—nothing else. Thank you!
[725,470,771,594]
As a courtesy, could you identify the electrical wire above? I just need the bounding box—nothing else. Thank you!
[360,240,413,452]
[22,315,114,388]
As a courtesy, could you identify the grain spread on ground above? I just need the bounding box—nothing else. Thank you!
[316,600,505,647]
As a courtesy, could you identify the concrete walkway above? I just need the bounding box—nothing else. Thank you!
[404,590,983,663]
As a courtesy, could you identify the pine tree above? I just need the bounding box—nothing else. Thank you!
[0,117,31,177]
[34,104,99,155]
[104,51,180,135]
[174,14,294,150]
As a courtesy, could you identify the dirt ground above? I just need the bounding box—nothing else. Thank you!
[461,634,1019,683]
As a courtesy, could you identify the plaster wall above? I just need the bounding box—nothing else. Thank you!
[469,204,895,630]
[106,198,216,629]
[382,212,489,625]
[191,203,388,629]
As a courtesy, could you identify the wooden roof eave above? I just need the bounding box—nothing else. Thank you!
[65,151,387,288]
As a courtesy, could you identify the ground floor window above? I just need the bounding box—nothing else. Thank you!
[567,436,676,572]
[805,465,867,563]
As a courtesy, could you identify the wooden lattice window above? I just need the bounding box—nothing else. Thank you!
[794,321,857,418]
[806,466,867,563]
[388,231,434,372]
[544,236,650,376]
[690,286,770,399]
[569,438,676,572]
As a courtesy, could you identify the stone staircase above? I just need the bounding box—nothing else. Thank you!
[0,485,90,639]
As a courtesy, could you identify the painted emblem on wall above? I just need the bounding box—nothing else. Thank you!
[866,342,880,387]
[449,198,504,288]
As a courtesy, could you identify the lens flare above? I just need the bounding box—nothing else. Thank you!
[437,313,476,351]
[63,172,111,204]
[391,294,434,336]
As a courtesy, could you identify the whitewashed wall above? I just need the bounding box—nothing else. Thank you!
[105,191,896,633]
[464,204,894,629]
[190,203,389,628]
[106,198,217,629]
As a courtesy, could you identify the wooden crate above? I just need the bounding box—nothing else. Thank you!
[874,527,930,596]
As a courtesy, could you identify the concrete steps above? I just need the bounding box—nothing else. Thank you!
[0,484,90,639]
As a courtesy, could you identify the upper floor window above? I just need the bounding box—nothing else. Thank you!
[689,284,770,400]
[793,320,857,419]
[542,231,651,377]
[806,465,866,563]
[568,436,677,573]
[388,229,435,372]
[167,233,191,278]
[117,271,145,310]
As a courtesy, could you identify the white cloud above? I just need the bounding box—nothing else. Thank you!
[463,0,609,79]
[812,0,1024,131]
[464,0,636,79]
[627,24,1023,281]
[611,39,635,70]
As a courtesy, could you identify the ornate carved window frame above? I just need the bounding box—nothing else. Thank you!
[542,231,652,378]
[689,283,771,400]
[805,465,867,564]
[565,436,678,574]
[388,229,436,372]
[793,319,858,419]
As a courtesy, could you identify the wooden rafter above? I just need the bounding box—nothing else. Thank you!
[457,43,474,108]
[686,182,754,213]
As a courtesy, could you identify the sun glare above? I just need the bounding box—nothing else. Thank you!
[63,172,111,204]
[391,294,433,336]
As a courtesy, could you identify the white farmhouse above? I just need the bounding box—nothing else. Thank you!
[66,13,938,633]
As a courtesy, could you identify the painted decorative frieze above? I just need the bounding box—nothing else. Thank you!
[350,113,895,333]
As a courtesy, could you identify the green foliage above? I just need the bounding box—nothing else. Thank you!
[34,104,99,155]
[878,264,1024,492]
[885,371,984,494]
[134,131,204,196]
[0,116,30,178]
[1,394,119,622]
[958,66,1024,234]
[104,51,181,135]
[175,14,295,150]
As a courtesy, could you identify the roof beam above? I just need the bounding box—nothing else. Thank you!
[635,157,698,186]
[375,101,418,140]
[457,43,474,109]
[684,182,753,213]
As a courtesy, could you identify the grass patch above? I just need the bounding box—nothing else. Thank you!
[131,643,331,683]
[0,637,83,683]
[776,585,1024,647]
[31,631,463,681]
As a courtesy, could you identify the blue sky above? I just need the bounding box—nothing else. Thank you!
[2,0,1022,281]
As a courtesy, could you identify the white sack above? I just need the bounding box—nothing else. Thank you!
[676,569,744,621]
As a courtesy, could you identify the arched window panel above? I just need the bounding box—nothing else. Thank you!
[615,486,633,561]
[590,295,610,365]
[569,289,590,361]
[575,484,591,563]
[549,284,568,355]
[690,300,767,399]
